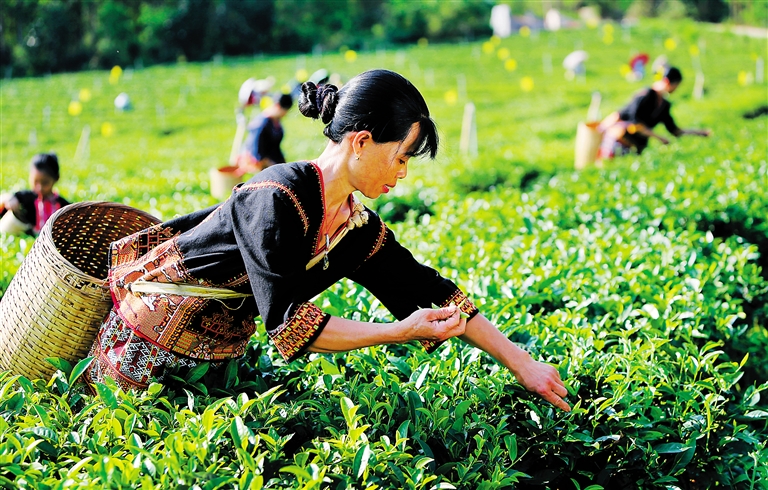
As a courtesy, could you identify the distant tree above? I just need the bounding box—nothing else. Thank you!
[2,0,88,76]
[383,0,429,44]
[136,0,275,63]
[583,0,636,20]
[137,1,185,64]
[423,0,494,41]
[626,0,729,21]
[95,0,140,68]
[0,0,756,77]
[681,0,729,22]
[0,0,39,75]
[271,0,367,52]
[214,0,275,55]
[722,0,768,25]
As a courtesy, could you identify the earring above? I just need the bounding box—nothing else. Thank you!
[355,154,360,160]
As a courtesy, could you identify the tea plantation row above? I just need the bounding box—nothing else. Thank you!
[1,147,766,488]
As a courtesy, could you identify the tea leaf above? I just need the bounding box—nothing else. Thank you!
[68,356,95,387]
[93,382,118,410]
[655,443,690,454]
[46,357,73,375]
[353,444,372,479]
[186,362,210,384]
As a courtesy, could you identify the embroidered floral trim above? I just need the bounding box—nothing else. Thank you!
[239,180,309,234]
[420,339,441,352]
[419,289,479,353]
[269,302,329,361]
[438,290,478,318]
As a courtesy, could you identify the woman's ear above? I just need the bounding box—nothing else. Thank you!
[351,131,373,153]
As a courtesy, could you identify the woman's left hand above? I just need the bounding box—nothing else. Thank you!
[459,314,571,412]
[511,355,571,412]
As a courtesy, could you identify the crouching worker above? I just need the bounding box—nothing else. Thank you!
[236,93,294,173]
[597,66,711,161]
[84,69,570,412]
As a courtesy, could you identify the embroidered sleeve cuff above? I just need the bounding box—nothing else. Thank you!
[269,302,330,362]
[419,289,479,354]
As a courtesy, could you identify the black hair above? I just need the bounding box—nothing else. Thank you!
[298,69,438,159]
[278,93,293,109]
[30,153,60,181]
[664,66,683,84]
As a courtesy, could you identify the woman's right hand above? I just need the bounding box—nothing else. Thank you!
[398,306,466,343]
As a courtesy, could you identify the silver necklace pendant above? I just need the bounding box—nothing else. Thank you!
[323,234,330,270]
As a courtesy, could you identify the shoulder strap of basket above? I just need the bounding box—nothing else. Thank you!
[126,281,252,299]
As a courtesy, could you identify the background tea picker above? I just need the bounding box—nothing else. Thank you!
[0,153,70,236]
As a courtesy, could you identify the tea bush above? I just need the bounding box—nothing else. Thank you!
[1,18,766,489]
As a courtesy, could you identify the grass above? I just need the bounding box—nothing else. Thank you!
[0,17,767,490]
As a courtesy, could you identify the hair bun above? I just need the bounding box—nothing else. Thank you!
[298,81,338,123]
[316,84,338,124]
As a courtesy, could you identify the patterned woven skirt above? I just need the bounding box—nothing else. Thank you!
[85,309,198,391]
[597,121,632,159]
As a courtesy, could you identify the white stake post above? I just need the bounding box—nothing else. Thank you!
[693,71,705,100]
[757,57,764,84]
[587,91,601,122]
[460,102,478,157]
[229,111,247,165]
[410,61,421,79]
[156,103,166,128]
[74,125,91,162]
[457,74,467,101]
[424,68,434,88]
[178,86,188,108]
[691,51,702,75]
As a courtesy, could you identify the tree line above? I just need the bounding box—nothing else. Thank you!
[1,0,757,78]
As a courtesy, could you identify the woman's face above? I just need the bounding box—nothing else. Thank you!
[354,123,420,199]
[29,167,56,198]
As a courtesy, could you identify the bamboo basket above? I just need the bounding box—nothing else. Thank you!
[210,165,243,200]
[0,201,161,379]
[574,121,603,170]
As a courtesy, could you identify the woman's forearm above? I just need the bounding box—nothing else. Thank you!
[459,315,531,374]
[306,316,403,353]
[635,124,666,142]
[676,128,711,137]
[460,314,571,411]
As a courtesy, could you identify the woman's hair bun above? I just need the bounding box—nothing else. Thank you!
[298,81,339,124]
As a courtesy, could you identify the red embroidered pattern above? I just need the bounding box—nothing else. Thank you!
[366,220,388,261]
[110,223,176,269]
[419,290,478,352]
[439,290,478,316]
[110,235,256,361]
[85,310,198,392]
[309,163,325,255]
[238,180,309,234]
[270,302,328,361]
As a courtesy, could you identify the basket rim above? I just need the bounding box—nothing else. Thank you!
[38,200,161,286]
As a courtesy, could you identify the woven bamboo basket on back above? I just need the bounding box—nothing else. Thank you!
[0,201,161,379]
